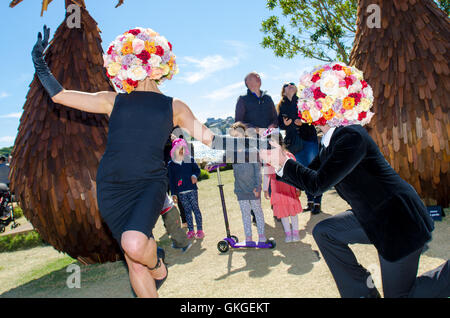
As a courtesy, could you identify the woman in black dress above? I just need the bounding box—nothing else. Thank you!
[277,83,322,214]
[30,26,224,298]
[32,26,269,298]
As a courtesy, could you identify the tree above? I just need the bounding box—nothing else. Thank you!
[349,0,449,207]
[261,0,450,64]
[9,0,126,264]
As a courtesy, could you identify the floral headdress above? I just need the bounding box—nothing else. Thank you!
[297,62,374,127]
[170,138,190,160]
[103,27,179,93]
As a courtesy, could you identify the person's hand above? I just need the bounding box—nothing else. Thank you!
[283,117,293,126]
[259,141,289,171]
[191,175,198,184]
[172,195,178,204]
[294,119,303,126]
[264,191,270,200]
[32,25,50,60]
[253,188,261,199]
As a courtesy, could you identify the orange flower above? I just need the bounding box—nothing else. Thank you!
[145,41,157,54]
[322,108,336,121]
[343,67,352,76]
[121,42,133,55]
[301,110,313,124]
[122,80,135,94]
[343,97,355,110]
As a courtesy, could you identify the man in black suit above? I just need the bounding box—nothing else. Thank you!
[260,123,449,298]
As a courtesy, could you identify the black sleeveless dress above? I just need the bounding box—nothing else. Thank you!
[96,91,173,244]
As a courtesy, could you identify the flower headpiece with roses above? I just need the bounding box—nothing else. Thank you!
[103,27,179,94]
[297,62,374,127]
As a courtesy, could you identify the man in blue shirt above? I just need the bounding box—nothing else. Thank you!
[235,72,278,136]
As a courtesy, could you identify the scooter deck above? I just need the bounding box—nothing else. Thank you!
[225,238,273,249]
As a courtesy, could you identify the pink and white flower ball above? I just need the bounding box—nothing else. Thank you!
[103,27,179,94]
[297,62,375,127]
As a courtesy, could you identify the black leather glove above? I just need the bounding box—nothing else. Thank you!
[31,25,63,97]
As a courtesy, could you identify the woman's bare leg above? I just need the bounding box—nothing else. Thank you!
[121,231,167,298]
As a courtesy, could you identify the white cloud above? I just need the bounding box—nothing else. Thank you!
[180,55,240,84]
[0,92,10,99]
[0,136,15,143]
[202,81,245,100]
[0,112,22,119]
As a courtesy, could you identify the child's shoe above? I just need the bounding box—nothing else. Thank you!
[181,242,192,253]
[195,230,205,239]
[285,231,293,243]
[258,234,267,243]
[187,230,195,239]
[291,231,300,242]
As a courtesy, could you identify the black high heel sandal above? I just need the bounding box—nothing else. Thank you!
[148,247,168,290]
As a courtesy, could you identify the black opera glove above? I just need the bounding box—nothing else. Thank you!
[31,25,63,98]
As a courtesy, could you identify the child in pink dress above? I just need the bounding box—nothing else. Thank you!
[263,131,303,243]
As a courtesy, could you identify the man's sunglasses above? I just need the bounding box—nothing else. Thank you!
[283,82,296,88]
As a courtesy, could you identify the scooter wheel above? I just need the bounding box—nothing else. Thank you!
[231,235,239,243]
[268,238,276,249]
[217,240,229,253]
[0,226,4,233]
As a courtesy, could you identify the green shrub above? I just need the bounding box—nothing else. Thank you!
[0,231,46,253]
[12,206,23,219]
[198,169,210,181]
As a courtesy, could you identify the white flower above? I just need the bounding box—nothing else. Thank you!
[155,36,170,51]
[344,108,359,121]
[363,86,373,100]
[335,87,349,100]
[132,38,145,55]
[320,71,340,96]
[351,67,364,80]
[149,55,162,68]
[360,111,375,126]
[309,106,322,122]
[348,80,363,94]
[117,69,128,81]
[127,65,147,81]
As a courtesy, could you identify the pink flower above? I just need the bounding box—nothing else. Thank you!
[132,39,145,55]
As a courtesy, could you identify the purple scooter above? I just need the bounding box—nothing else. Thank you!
[206,163,276,253]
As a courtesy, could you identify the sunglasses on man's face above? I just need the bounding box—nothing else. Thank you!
[283,82,296,88]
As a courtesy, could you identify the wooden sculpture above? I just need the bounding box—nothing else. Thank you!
[9,0,126,264]
[349,0,449,208]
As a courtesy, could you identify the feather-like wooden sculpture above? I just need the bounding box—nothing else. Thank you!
[349,0,449,208]
[9,0,126,264]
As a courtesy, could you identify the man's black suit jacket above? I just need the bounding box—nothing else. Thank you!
[279,124,434,262]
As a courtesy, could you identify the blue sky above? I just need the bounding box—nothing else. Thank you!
[0,0,318,148]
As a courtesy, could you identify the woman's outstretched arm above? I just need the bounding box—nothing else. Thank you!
[32,25,116,115]
[172,98,214,147]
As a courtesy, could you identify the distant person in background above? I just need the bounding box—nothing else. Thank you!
[160,194,192,253]
[235,72,278,136]
[277,82,322,215]
[0,156,10,191]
